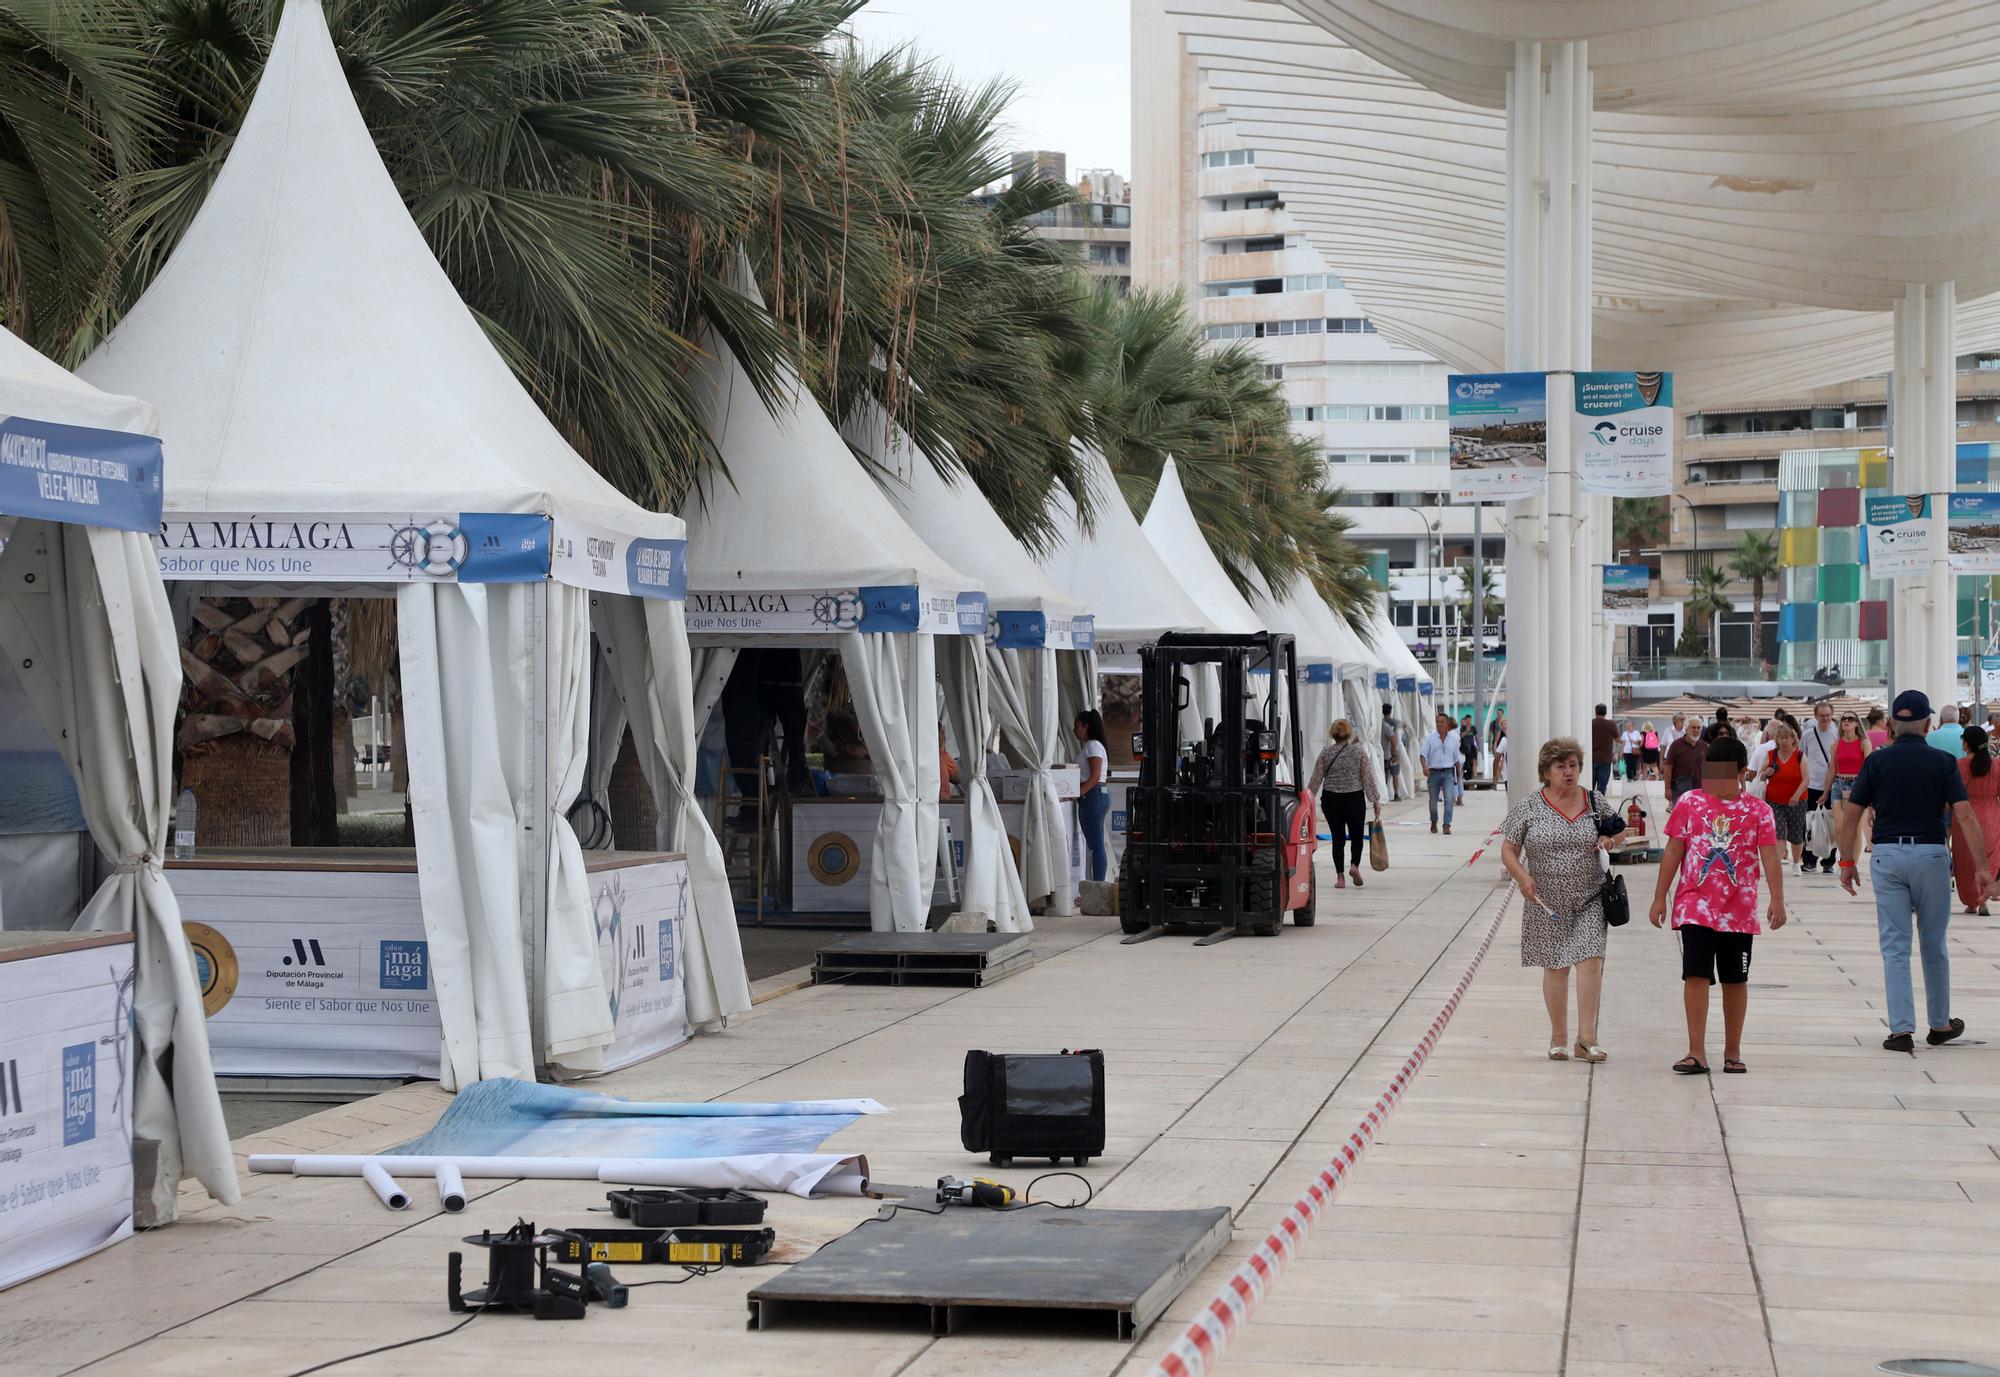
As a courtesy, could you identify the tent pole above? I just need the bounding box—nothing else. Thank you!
[526,581,551,1076]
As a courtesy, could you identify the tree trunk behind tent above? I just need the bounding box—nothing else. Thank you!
[290,599,340,846]
[175,595,305,848]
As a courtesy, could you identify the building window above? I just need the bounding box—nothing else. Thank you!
[1201,149,1257,168]
[1281,273,1339,292]
[1242,235,1286,253]
[1326,318,1377,334]
[1413,448,1448,463]
[1368,454,1401,464]
[1202,277,1283,298]
[1263,364,1284,381]
[1244,193,1279,210]
[1368,404,1446,421]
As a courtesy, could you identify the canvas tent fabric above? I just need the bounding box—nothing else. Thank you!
[79,0,745,1084]
[683,308,981,932]
[859,404,1083,928]
[1247,572,1345,779]
[0,326,238,1220]
[1139,458,1262,634]
[1040,446,1215,668]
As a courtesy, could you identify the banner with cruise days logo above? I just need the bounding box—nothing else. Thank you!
[1865,494,1932,578]
[1575,371,1673,497]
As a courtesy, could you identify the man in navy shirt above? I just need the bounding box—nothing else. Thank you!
[1839,690,1995,1051]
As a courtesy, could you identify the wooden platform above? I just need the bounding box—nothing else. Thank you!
[747,1203,1233,1339]
[811,931,1033,988]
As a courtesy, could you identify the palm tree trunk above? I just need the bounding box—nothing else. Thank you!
[1751,577,1765,670]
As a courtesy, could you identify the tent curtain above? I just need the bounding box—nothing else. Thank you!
[0,519,238,1219]
[541,584,612,1070]
[938,639,1028,932]
[582,635,627,820]
[1059,647,1100,716]
[689,646,738,744]
[840,631,938,932]
[397,581,534,1086]
[989,647,1070,913]
[600,598,750,1028]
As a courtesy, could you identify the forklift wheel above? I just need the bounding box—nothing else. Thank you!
[1118,853,1148,934]
[1292,869,1317,927]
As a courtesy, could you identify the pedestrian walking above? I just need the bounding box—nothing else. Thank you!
[1640,720,1662,780]
[1757,721,1808,871]
[1420,711,1462,833]
[1621,720,1642,783]
[1307,719,1383,890]
[1928,702,1967,759]
[1500,737,1625,1062]
[1494,728,1509,786]
[1865,707,1889,750]
[1837,690,1995,1051]
[1799,700,1840,874]
[1590,704,1618,794]
[1952,724,2000,916]
[1649,736,1785,1075]
[1830,711,1872,849]
[1665,717,1705,806]
[1460,714,1480,788]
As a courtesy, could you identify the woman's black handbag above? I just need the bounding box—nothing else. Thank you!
[1589,792,1631,926]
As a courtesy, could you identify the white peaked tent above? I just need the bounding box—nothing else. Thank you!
[81,0,749,1087]
[1139,458,1261,634]
[1323,602,1394,781]
[0,327,238,1223]
[1041,447,1213,669]
[1366,604,1434,794]
[1247,573,1357,779]
[681,304,985,933]
[856,404,1094,929]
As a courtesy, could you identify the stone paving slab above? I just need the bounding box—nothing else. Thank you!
[6,784,1998,1375]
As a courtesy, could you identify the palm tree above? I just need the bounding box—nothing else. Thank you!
[1730,531,1781,667]
[0,0,160,356]
[1686,564,1735,665]
[1612,496,1669,560]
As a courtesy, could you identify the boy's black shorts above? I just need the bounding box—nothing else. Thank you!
[1678,924,1754,986]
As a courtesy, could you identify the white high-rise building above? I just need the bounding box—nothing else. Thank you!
[1130,0,1501,661]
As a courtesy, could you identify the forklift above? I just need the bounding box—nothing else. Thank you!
[1118,631,1317,944]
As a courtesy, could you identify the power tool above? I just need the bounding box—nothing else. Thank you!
[935,1176,1016,1208]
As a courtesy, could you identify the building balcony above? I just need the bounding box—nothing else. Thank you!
[1202,250,1289,282]
[1202,208,1282,241]
[1680,478,1779,506]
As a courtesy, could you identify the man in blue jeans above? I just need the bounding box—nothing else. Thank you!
[1839,689,1996,1051]
[1419,711,1461,834]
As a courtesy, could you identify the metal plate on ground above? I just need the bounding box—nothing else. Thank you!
[747,1204,1232,1339]
[811,932,1033,988]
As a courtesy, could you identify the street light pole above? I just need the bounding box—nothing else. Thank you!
[1671,491,1702,655]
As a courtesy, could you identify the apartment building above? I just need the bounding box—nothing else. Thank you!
[1655,359,2000,674]
[987,150,1134,294]
[1131,9,1500,654]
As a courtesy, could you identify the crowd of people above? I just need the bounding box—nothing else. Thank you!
[1501,690,1989,1073]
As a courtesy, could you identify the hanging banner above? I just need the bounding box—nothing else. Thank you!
[550,516,687,600]
[1601,564,1652,625]
[1947,493,2000,574]
[155,512,549,585]
[1575,372,1673,497]
[1865,494,1932,578]
[684,586,986,637]
[1449,372,1547,502]
[0,415,164,534]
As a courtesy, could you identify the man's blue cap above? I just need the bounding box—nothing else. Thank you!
[1892,688,1932,721]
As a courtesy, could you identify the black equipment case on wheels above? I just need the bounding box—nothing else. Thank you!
[959,1049,1106,1167]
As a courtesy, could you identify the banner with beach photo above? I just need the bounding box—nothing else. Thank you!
[1947,492,2000,574]
[1448,372,1547,502]
[1601,565,1652,625]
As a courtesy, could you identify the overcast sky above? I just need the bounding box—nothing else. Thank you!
[846,1,1132,178]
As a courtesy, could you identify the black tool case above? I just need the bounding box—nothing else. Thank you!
[604,1187,769,1228]
[958,1049,1105,1167]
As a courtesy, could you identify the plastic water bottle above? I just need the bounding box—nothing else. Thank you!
[173,788,196,861]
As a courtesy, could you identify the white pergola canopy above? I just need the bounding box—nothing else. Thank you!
[1164,1,2000,402]
[77,0,750,1086]
[0,326,237,1222]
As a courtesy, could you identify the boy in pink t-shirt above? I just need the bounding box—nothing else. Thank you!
[1648,735,1786,1075]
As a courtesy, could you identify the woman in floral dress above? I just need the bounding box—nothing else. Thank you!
[1501,737,1624,1063]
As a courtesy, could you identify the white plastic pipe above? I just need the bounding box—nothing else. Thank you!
[436,1162,467,1213]
[248,1152,871,1199]
[360,1161,409,1211]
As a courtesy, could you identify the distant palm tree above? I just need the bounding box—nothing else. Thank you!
[1686,564,1735,664]
[1612,497,1669,560]
[1730,531,1781,666]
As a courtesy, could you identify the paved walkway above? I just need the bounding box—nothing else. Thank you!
[6,785,1997,1376]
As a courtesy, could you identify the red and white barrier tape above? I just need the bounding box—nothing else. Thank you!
[1146,887,1516,1377]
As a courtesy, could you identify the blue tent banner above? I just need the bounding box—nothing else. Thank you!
[1,415,164,533]
[1396,675,1417,692]
[1375,670,1391,689]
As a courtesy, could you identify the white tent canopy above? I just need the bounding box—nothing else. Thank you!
[1040,446,1215,668]
[682,304,985,932]
[80,0,748,1087]
[0,326,238,1224]
[1139,457,1262,633]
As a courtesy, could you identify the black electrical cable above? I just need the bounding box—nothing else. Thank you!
[278,1306,484,1377]
[1023,1171,1094,1208]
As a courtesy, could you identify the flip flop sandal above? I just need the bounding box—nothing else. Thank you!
[1672,1056,1709,1075]
[1723,1060,1748,1074]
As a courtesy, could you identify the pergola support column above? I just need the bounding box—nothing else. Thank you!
[1893,281,1959,701]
